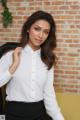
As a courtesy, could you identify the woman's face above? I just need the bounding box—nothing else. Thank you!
[28,19,50,50]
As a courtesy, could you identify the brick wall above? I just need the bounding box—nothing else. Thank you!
[0,0,80,93]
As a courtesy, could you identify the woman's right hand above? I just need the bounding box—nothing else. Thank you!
[9,47,22,74]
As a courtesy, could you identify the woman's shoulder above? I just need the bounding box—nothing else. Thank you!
[3,50,13,57]
[0,50,13,64]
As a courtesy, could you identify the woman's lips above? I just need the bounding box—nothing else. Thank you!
[35,38,43,43]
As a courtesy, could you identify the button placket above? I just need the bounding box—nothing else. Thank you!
[30,52,36,98]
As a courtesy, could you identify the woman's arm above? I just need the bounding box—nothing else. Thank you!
[0,47,22,87]
[0,70,13,87]
[9,47,22,74]
[43,66,64,120]
[0,51,13,87]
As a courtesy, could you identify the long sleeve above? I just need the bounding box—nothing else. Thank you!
[43,66,64,120]
[0,51,13,87]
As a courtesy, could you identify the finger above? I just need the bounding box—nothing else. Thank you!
[14,47,22,54]
[15,47,22,51]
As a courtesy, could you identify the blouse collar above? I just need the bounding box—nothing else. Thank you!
[24,44,41,54]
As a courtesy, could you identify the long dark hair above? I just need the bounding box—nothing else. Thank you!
[20,10,57,70]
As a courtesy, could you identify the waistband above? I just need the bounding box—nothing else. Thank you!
[5,100,46,118]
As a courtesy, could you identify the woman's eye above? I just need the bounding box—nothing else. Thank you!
[44,31,49,35]
[34,27,40,31]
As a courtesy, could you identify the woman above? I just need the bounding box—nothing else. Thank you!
[0,11,64,120]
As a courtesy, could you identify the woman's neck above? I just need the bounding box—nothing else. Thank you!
[28,41,40,51]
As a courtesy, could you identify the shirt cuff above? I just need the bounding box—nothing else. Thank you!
[0,70,13,87]
[53,112,64,120]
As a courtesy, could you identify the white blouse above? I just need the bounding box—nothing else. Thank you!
[0,44,64,120]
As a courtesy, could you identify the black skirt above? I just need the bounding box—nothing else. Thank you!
[5,101,52,120]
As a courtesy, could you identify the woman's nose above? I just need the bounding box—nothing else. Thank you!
[39,31,43,39]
